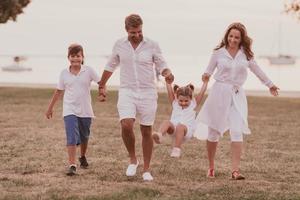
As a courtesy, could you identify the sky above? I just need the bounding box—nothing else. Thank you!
[1,0,300,57]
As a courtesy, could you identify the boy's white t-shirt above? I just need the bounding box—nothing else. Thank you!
[57,65,100,118]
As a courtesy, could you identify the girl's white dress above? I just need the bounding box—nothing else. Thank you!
[194,47,274,140]
[170,98,197,139]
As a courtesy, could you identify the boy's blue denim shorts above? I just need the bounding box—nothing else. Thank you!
[63,115,92,146]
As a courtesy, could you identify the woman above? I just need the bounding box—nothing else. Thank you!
[194,22,279,180]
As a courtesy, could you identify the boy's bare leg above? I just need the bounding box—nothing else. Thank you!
[67,145,76,165]
[80,142,88,157]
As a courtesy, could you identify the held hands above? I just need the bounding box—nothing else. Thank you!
[269,85,279,96]
[161,68,174,84]
[98,85,106,102]
[165,73,174,84]
[202,73,210,83]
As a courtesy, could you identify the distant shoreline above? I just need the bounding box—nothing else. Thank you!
[0,82,299,98]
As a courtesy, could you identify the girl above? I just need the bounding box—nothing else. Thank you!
[46,44,100,176]
[194,22,279,180]
[152,80,208,158]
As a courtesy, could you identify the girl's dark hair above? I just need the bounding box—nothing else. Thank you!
[68,44,84,64]
[173,84,194,99]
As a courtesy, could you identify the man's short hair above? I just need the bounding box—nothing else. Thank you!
[125,14,143,29]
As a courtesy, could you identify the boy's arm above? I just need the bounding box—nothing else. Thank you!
[166,83,175,104]
[98,70,113,102]
[45,89,63,119]
[195,81,208,106]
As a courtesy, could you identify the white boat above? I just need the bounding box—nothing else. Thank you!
[266,55,296,65]
[263,20,296,65]
[1,56,32,72]
[1,64,32,72]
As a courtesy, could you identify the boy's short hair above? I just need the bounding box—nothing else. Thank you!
[125,14,143,29]
[68,44,84,57]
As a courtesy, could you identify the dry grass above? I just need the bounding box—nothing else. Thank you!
[0,87,300,200]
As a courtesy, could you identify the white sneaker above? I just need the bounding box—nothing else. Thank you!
[152,132,162,144]
[125,161,139,176]
[170,147,181,158]
[142,172,154,181]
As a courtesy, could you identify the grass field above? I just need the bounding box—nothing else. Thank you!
[0,87,300,200]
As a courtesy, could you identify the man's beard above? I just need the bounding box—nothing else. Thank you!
[130,35,143,44]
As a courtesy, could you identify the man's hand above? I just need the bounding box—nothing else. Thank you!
[165,73,174,84]
[202,73,210,82]
[98,86,107,102]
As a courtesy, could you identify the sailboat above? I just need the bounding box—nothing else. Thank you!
[1,56,32,72]
[266,54,296,65]
[264,21,296,65]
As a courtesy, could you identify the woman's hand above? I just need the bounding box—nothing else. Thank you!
[269,85,279,96]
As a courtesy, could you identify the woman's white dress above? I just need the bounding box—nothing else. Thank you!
[194,47,274,140]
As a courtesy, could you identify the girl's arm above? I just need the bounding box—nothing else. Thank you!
[166,83,175,104]
[45,89,63,119]
[195,81,208,106]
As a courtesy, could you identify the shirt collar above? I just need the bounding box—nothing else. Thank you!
[222,46,243,59]
[68,65,86,74]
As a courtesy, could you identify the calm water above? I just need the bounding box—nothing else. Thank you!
[1,0,300,91]
[0,55,299,91]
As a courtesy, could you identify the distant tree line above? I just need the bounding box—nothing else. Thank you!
[285,0,300,20]
[0,0,31,23]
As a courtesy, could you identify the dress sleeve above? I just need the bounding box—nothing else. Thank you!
[249,58,274,88]
[105,42,120,72]
[204,50,218,75]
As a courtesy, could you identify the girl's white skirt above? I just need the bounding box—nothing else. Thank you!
[193,81,251,140]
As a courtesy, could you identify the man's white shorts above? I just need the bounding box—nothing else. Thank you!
[117,89,158,126]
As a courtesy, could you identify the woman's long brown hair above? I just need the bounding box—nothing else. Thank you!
[214,22,254,60]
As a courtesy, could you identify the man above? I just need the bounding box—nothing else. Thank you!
[98,14,174,181]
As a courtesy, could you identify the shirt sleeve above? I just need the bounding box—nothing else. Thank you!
[89,67,101,83]
[204,50,218,75]
[153,42,168,74]
[57,71,65,90]
[105,42,120,72]
[249,59,274,88]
